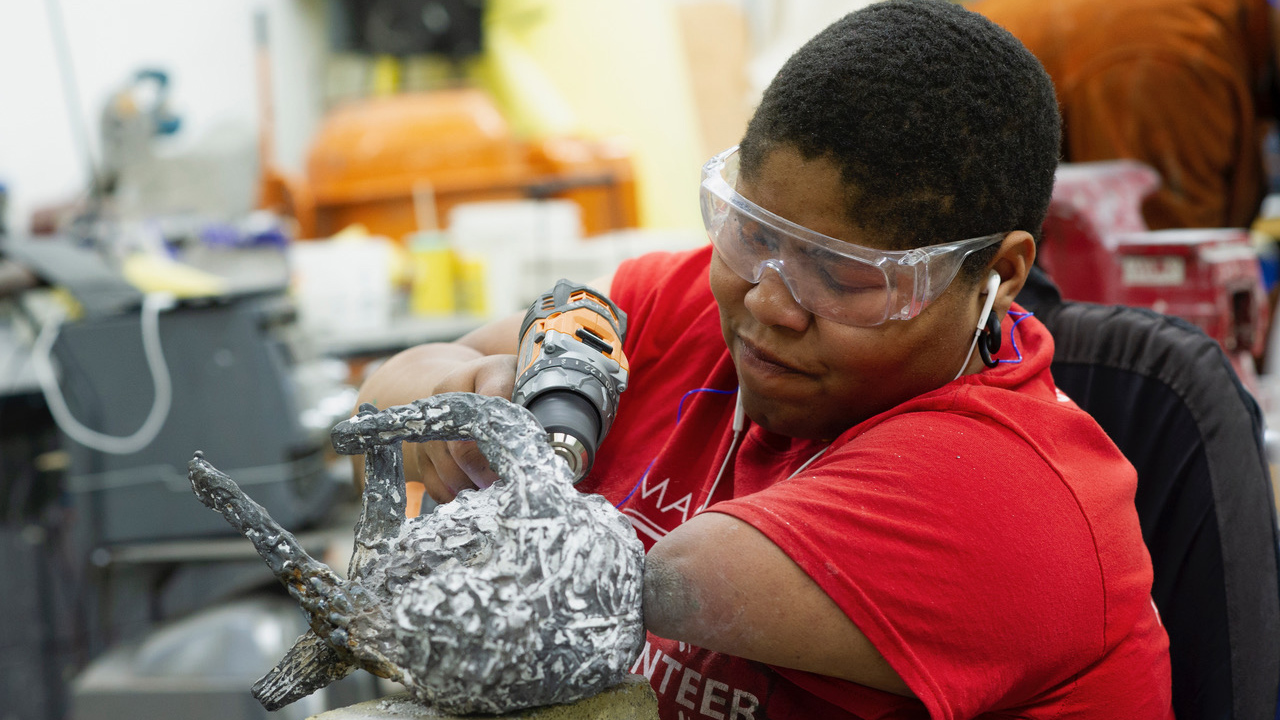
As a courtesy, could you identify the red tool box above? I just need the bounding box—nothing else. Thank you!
[1037,161,1269,385]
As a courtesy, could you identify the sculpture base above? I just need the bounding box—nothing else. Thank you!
[306,675,659,720]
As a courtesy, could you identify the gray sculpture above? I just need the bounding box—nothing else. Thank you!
[188,392,646,715]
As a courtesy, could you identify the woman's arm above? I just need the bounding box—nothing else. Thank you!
[644,512,913,697]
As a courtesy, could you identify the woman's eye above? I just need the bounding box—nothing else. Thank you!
[741,227,778,251]
[821,260,888,295]
[819,269,873,293]
[808,251,880,294]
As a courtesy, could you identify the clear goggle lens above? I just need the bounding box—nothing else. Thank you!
[700,146,1006,326]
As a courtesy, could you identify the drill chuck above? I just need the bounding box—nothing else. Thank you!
[525,391,599,479]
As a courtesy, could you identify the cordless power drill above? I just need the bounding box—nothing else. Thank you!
[512,279,629,483]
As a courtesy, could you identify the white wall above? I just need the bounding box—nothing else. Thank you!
[0,0,326,232]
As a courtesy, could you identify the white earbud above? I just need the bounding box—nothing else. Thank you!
[954,270,1003,381]
[977,270,1000,331]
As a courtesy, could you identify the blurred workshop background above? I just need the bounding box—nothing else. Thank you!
[0,2,879,719]
[4,0,1280,719]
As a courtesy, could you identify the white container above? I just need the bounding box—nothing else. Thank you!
[448,200,583,318]
[289,238,394,335]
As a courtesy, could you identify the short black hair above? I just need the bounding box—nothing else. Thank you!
[739,0,1060,281]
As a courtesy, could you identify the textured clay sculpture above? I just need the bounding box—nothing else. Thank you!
[188,392,646,715]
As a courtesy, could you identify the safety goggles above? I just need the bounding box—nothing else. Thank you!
[700,146,1006,326]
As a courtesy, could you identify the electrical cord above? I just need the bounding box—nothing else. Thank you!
[31,292,176,454]
[697,392,746,514]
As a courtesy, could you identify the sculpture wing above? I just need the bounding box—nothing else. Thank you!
[252,630,357,711]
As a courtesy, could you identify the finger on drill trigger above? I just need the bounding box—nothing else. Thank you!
[421,440,476,501]
[449,440,498,489]
[472,355,518,399]
[432,355,508,397]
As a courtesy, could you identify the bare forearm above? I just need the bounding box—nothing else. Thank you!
[641,513,913,697]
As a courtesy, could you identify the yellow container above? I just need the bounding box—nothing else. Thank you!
[454,254,489,318]
[408,231,456,316]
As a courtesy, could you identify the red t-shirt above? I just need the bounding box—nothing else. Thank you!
[582,246,1174,720]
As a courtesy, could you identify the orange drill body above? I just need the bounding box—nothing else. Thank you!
[513,280,629,482]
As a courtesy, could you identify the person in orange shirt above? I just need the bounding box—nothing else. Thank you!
[969,0,1276,229]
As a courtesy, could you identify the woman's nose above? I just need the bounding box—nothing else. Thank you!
[743,265,812,332]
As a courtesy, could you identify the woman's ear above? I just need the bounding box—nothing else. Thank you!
[990,231,1037,314]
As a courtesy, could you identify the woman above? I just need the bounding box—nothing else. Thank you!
[357,1,1175,716]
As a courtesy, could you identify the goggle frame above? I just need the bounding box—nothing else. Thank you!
[700,146,1006,326]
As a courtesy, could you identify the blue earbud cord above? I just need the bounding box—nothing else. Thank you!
[997,310,1033,365]
[614,458,656,508]
[676,386,736,423]
[616,386,738,508]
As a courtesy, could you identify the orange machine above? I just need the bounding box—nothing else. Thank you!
[264,88,638,242]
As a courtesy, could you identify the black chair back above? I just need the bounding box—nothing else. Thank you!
[1019,269,1280,720]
